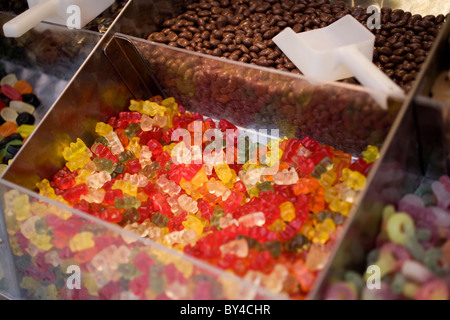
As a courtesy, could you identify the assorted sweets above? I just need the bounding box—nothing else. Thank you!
[147,0,446,92]
[36,95,379,298]
[0,63,38,173]
[2,0,447,300]
[324,175,450,300]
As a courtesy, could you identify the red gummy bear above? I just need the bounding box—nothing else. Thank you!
[151,193,173,218]
[94,144,118,163]
[62,183,89,202]
[126,159,142,174]
[147,139,163,156]
[53,168,76,190]
[119,111,141,124]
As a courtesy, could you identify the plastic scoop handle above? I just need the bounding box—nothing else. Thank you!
[338,45,405,106]
[3,0,59,38]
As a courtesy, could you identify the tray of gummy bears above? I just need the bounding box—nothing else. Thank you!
[0,27,392,300]
[0,0,449,301]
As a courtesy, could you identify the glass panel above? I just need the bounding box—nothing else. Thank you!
[0,180,283,299]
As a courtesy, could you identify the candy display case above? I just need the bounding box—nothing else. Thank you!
[312,17,450,299]
[0,0,449,300]
[0,13,102,122]
[0,0,133,172]
[112,0,450,93]
[0,27,404,299]
[311,97,450,299]
[0,13,104,299]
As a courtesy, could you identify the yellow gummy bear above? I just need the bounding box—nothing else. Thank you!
[180,178,203,201]
[36,179,57,199]
[182,215,204,236]
[140,100,160,116]
[13,194,30,221]
[9,236,22,255]
[69,232,95,252]
[127,137,141,158]
[322,218,336,233]
[267,138,282,151]
[312,230,329,244]
[162,97,177,110]
[75,169,92,185]
[30,233,53,250]
[329,198,352,216]
[247,186,259,198]
[62,138,88,161]
[280,201,295,222]
[163,142,177,154]
[341,168,366,191]
[191,169,208,189]
[324,186,338,203]
[266,138,284,166]
[320,170,337,189]
[300,223,315,240]
[224,169,237,188]
[130,100,167,116]
[112,180,137,197]
[95,122,113,136]
[66,152,91,172]
[312,218,336,243]
[243,161,260,171]
[214,163,232,183]
[362,145,379,164]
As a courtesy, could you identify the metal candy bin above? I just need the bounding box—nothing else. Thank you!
[0,27,404,299]
[0,12,104,299]
[312,16,450,299]
[0,12,102,129]
[106,0,450,155]
[0,0,445,300]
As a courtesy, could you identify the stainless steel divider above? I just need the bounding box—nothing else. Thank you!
[312,17,450,299]
[103,35,166,100]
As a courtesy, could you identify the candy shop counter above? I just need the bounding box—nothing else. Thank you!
[0,0,134,171]
[0,28,405,299]
[0,7,123,299]
[0,12,103,173]
[0,0,449,300]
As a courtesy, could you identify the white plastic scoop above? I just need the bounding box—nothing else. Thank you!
[3,0,114,38]
[273,15,405,108]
